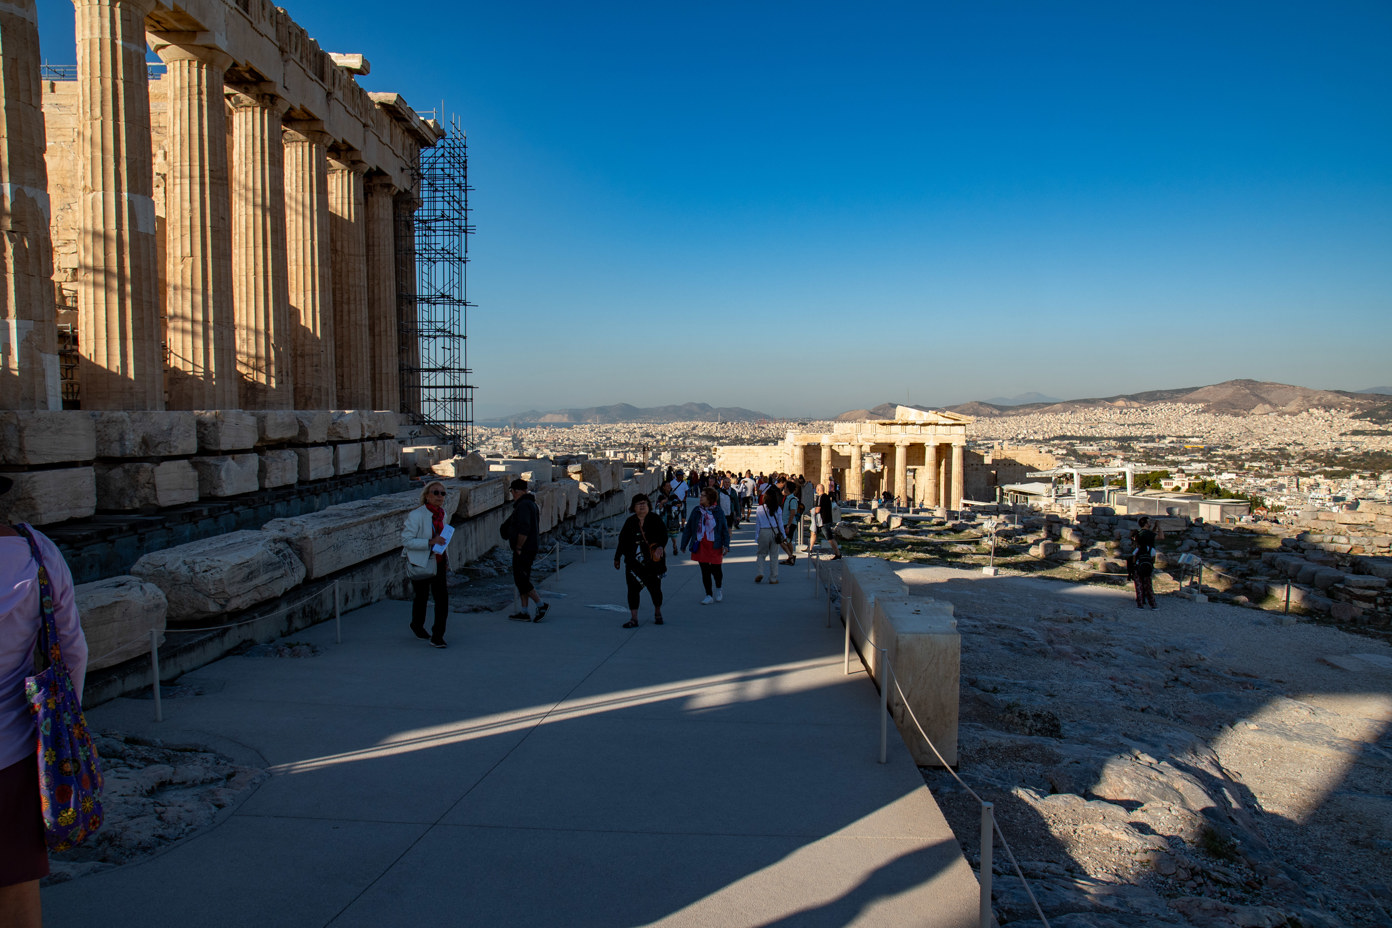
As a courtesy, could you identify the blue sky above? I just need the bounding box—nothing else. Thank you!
[39,1,1392,418]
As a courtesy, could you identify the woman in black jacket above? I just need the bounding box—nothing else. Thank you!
[614,494,667,628]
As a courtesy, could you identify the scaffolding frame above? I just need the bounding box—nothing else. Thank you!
[401,115,475,451]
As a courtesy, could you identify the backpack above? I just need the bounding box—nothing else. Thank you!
[1135,545,1155,568]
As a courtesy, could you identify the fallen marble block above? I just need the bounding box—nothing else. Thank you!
[131,531,306,622]
[0,467,97,525]
[264,491,426,579]
[95,461,198,510]
[195,410,258,452]
[0,410,95,465]
[90,411,197,458]
[75,576,167,672]
[192,454,259,497]
[455,476,506,518]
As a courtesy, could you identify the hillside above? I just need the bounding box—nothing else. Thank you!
[483,402,771,425]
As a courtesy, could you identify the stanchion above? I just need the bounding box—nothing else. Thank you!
[980,802,995,928]
[580,530,587,563]
[556,541,562,578]
[334,579,341,644]
[1284,581,1292,614]
[844,603,852,675]
[150,629,162,723]
[878,648,889,764]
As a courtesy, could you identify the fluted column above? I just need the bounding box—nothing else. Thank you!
[227,88,291,409]
[393,192,420,415]
[893,440,909,506]
[848,444,863,501]
[73,0,162,409]
[1,0,60,409]
[283,122,334,410]
[951,441,965,510]
[153,37,236,409]
[364,175,398,411]
[328,153,370,409]
[819,441,832,489]
[923,442,941,508]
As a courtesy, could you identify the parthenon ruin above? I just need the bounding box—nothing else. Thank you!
[2,0,442,414]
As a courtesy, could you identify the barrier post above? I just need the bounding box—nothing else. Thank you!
[150,629,163,723]
[1284,581,1292,614]
[878,648,889,764]
[580,528,587,563]
[980,802,995,928]
[844,605,852,675]
[556,541,562,578]
[334,580,342,644]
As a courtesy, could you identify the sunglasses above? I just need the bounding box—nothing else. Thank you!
[428,490,446,496]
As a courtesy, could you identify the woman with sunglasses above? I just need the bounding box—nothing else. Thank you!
[401,481,451,648]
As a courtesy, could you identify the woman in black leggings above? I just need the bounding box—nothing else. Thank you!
[614,494,667,627]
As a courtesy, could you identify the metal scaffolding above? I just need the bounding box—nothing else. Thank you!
[401,115,475,451]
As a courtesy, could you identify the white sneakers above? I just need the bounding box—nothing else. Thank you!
[715,589,723,602]
[701,595,714,605]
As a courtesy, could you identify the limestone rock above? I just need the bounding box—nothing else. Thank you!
[834,522,858,541]
[259,450,299,489]
[191,454,259,497]
[254,411,299,445]
[131,531,306,622]
[264,492,421,579]
[333,442,362,475]
[90,411,197,458]
[74,576,167,672]
[295,446,334,482]
[95,461,198,510]
[432,451,488,479]
[0,467,97,525]
[293,411,329,444]
[195,411,258,452]
[328,410,363,441]
[0,410,96,465]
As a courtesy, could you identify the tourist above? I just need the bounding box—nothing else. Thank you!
[613,494,666,628]
[813,483,843,560]
[741,471,757,516]
[400,480,451,647]
[780,487,800,566]
[682,487,731,603]
[1,476,89,928]
[1132,529,1158,610]
[719,476,738,530]
[1136,515,1165,549]
[504,478,549,622]
[753,489,785,584]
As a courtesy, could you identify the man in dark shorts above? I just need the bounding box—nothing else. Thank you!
[505,478,549,622]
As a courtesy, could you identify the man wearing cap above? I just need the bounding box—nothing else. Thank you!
[505,478,548,622]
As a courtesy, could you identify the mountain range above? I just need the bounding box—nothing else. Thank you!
[480,402,772,425]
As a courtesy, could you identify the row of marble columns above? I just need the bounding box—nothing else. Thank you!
[795,440,965,509]
[2,0,416,412]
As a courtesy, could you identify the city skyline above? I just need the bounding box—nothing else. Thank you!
[37,1,1392,419]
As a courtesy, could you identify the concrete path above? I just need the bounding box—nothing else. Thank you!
[46,521,980,927]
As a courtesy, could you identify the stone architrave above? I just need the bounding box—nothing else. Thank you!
[328,154,370,409]
[73,576,167,672]
[152,38,237,410]
[283,121,335,410]
[923,442,940,509]
[130,530,306,623]
[0,0,61,409]
[227,88,293,409]
[364,175,399,412]
[0,467,97,524]
[893,440,909,505]
[73,0,163,410]
[951,442,965,509]
[393,193,421,413]
[90,411,197,457]
[0,411,96,465]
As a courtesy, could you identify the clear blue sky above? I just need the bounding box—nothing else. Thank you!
[39,1,1392,418]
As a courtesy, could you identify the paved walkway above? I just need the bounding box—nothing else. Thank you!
[46,521,979,927]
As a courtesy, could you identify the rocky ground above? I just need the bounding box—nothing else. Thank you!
[887,563,1392,928]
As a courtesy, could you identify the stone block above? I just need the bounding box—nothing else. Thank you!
[432,452,487,479]
[1335,510,1376,526]
[363,411,399,438]
[295,446,334,482]
[74,576,167,672]
[0,467,96,525]
[361,439,386,471]
[131,531,306,623]
[0,411,95,465]
[192,454,260,497]
[445,506,507,565]
[259,450,299,489]
[1344,574,1388,589]
[95,460,198,510]
[328,410,364,441]
[293,411,330,444]
[1330,601,1363,622]
[254,411,300,445]
[195,410,258,452]
[334,442,363,475]
[264,492,422,580]
[834,522,858,541]
[90,411,197,457]
[1359,500,1392,517]
[453,475,506,519]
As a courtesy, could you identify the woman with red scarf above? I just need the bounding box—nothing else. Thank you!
[680,487,731,605]
[401,481,450,648]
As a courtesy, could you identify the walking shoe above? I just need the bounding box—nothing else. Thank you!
[534,602,550,622]
[701,595,714,605]
[714,589,723,602]
[830,555,842,561]
[654,614,664,625]
[410,625,431,640]
[429,639,448,649]
[769,578,779,585]
[754,575,763,583]
[508,612,532,622]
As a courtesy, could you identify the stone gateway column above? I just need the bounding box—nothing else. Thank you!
[923,442,940,509]
[848,444,863,502]
[893,440,909,506]
[73,0,163,410]
[283,122,334,410]
[227,89,292,409]
[951,441,965,510]
[819,442,832,490]
[153,38,237,410]
[328,153,370,409]
[364,175,398,412]
[0,0,61,409]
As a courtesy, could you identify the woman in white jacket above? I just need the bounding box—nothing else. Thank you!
[401,481,450,648]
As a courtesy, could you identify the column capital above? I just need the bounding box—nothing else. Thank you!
[364,174,398,197]
[72,0,156,16]
[226,85,291,118]
[149,34,233,71]
[283,119,331,146]
[393,190,423,212]
[327,150,368,174]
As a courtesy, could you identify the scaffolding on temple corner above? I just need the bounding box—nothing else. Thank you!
[400,114,475,452]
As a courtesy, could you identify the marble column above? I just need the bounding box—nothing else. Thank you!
[364,175,398,412]
[1,0,61,409]
[848,444,863,501]
[283,122,334,410]
[227,88,291,409]
[819,442,832,489]
[893,440,909,506]
[393,192,420,415]
[939,448,950,509]
[153,38,236,410]
[328,153,370,409]
[951,441,965,510]
[923,442,940,509]
[73,0,162,409]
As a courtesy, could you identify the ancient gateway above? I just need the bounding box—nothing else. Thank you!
[2,0,441,414]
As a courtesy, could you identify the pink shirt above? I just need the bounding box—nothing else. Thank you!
[1,526,87,770]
